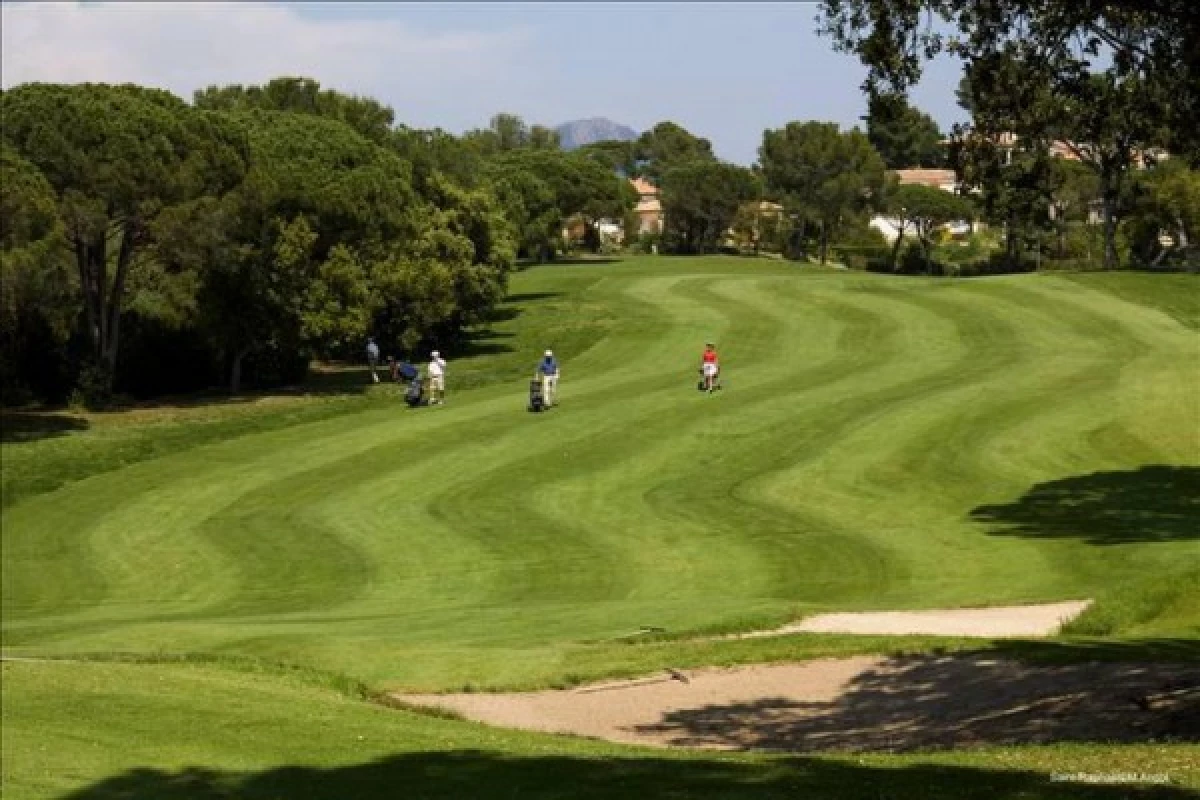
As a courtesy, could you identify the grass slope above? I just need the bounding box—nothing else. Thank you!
[3,660,1197,800]
[3,259,1197,690]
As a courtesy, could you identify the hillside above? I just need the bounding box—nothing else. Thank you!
[555,117,639,150]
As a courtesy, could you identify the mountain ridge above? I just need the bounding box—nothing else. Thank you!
[555,117,639,150]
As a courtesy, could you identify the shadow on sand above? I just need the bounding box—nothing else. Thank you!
[630,655,1199,753]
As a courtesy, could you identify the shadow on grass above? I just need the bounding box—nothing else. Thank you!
[991,637,1200,665]
[0,412,89,443]
[971,466,1200,545]
[56,750,1198,800]
[631,655,1199,754]
[503,291,564,304]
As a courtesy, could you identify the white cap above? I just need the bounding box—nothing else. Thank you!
[545,350,553,357]
[431,350,440,358]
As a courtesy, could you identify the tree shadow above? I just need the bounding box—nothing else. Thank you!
[970,466,1200,545]
[551,256,623,266]
[630,655,1199,754]
[503,291,563,304]
[54,748,1199,800]
[0,412,90,443]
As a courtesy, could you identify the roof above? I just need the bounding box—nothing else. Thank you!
[629,177,658,196]
[893,169,957,188]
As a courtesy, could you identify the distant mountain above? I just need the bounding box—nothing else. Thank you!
[555,118,639,151]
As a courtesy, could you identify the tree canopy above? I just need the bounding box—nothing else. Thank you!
[1,83,250,402]
[865,94,944,169]
[634,122,718,183]
[660,161,760,254]
[818,0,1198,163]
[759,121,888,263]
[886,183,974,272]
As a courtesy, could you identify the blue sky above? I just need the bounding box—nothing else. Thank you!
[2,1,967,164]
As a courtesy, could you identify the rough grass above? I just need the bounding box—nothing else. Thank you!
[3,660,1197,800]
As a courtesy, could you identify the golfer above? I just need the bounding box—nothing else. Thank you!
[427,350,447,405]
[366,338,381,383]
[537,349,559,407]
[700,342,719,393]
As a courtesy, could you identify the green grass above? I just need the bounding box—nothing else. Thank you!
[2,258,1198,797]
[3,660,1197,800]
[3,258,1197,688]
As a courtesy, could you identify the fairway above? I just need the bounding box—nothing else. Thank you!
[3,257,1198,695]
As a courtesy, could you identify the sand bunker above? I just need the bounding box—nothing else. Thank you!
[397,655,1199,753]
[727,600,1093,639]
[395,602,1200,753]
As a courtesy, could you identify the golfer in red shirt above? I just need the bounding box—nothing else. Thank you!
[701,342,719,392]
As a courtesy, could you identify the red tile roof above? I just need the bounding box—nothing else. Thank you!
[629,177,658,196]
[894,169,958,188]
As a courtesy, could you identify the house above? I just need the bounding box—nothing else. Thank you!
[630,177,664,236]
[870,169,971,242]
[943,131,1168,170]
[892,168,959,193]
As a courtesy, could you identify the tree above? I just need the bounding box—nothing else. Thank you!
[488,149,634,254]
[886,183,974,272]
[194,76,395,144]
[949,134,1059,268]
[818,0,1197,164]
[463,113,560,156]
[175,109,418,392]
[1048,159,1101,259]
[0,83,249,404]
[389,126,484,193]
[865,94,944,168]
[1052,71,1170,268]
[370,173,515,353]
[1126,159,1200,267]
[660,162,760,254]
[955,73,976,117]
[634,121,717,183]
[759,121,888,264]
[0,145,75,402]
[484,166,561,262]
[577,140,638,176]
[956,52,1167,269]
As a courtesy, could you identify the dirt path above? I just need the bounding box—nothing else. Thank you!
[396,655,1199,753]
[725,600,1092,639]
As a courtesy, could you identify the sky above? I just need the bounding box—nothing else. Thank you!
[1,1,968,165]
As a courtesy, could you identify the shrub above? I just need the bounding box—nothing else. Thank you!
[831,225,890,270]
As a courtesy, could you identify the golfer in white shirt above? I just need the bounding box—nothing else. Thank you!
[427,351,447,405]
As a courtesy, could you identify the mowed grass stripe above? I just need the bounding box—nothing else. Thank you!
[2,259,1196,688]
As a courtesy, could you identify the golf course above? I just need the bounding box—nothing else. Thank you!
[3,256,1199,798]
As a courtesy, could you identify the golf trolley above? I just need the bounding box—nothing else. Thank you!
[529,374,546,412]
[406,375,428,408]
[697,367,723,392]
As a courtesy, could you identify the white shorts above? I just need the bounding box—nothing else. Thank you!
[429,375,445,391]
[702,363,719,377]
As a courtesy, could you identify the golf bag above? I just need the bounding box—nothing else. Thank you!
[405,376,427,408]
[529,376,546,412]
